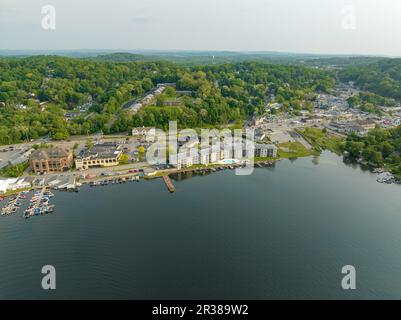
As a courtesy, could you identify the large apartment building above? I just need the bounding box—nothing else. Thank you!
[255,144,278,158]
[173,143,277,170]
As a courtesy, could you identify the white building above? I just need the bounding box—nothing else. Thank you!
[199,146,210,166]
[0,178,31,194]
[75,143,123,170]
[209,145,220,163]
[172,141,277,170]
[176,148,199,170]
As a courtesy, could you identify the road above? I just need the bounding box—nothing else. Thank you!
[29,161,150,180]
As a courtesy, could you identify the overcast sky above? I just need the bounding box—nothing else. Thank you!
[1,0,401,56]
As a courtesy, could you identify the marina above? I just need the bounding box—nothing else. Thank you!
[0,172,143,220]
[1,191,28,216]
[23,187,55,219]
[0,188,56,219]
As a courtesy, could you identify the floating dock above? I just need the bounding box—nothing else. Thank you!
[163,175,175,193]
[1,191,28,216]
[24,187,55,219]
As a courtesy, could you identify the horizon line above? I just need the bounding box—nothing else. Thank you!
[0,48,400,59]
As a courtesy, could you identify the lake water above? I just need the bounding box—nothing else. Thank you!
[0,152,400,299]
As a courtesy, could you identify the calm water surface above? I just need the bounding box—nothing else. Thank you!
[0,152,400,299]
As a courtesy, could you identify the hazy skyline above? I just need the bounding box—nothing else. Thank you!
[1,0,401,56]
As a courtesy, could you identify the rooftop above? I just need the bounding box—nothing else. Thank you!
[30,147,71,160]
[77,143,122,160]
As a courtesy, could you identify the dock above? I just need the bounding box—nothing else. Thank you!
[163,175,175,193]
[24,187,55,218]
[1,191,27,216]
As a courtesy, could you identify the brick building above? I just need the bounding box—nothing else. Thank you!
[29,147,73,174]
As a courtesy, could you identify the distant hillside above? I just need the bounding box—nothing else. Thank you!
[339,59,401,99]
[303,56,386,68]
[87,51,311,65]
[92,52,146,62]
[0,49,390,67]
[87,51,390,67]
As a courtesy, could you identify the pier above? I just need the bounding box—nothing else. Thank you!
[24,187,55,218]
[163,175,175,193]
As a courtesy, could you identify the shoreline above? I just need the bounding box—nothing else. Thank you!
[144,158,281,180]
[2,152,400,200]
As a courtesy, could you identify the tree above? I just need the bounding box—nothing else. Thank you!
[380,141,394,158]
[156,95,166,107]
[142,78,153,92]
[165,86,176,97]
[52,129,69,140]
[119,154,129,164]
[345,141,364,158]
[86,139,94,150]
[0,162,29,178]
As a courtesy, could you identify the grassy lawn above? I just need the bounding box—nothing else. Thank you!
[296,127,345,155]
[278,141,314,159]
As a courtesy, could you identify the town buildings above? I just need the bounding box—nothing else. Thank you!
[75,143,123,170]
[254,129,266,141]
[355,119,377,131]
[29,147,73,174]
[327,118,378,137]
[127,83,172,113]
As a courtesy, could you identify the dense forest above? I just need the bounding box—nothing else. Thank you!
[347,92,398,114]
[0,56,335,145]
[339,59,401,100]
[344,126,401,177]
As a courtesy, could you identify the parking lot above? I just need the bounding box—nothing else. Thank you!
[0,147,30,170]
